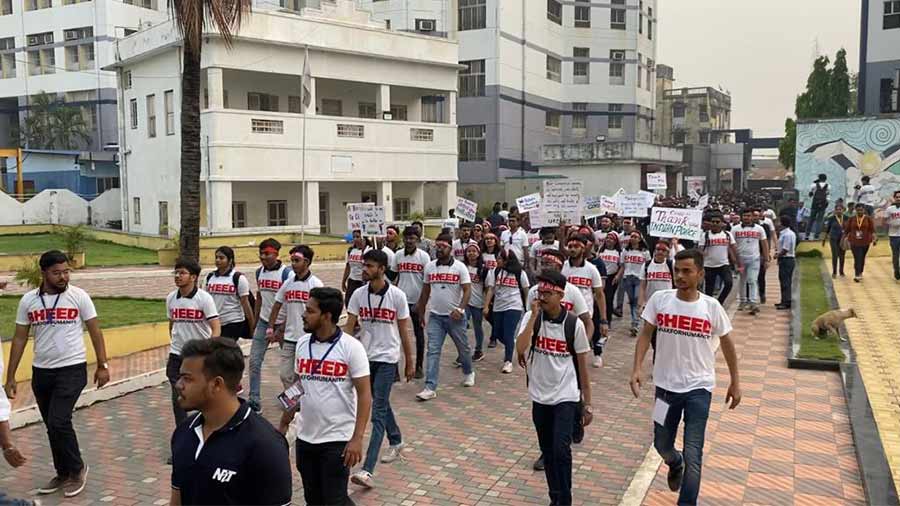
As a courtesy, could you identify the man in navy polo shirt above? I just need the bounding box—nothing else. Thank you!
[171,337,291,506]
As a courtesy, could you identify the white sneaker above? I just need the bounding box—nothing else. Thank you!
[462,372,476,387]
[416,388,437,401]
[592,356,603,368]
[350,470,375,489]
[501,361,513,374]
[381,443,405,464]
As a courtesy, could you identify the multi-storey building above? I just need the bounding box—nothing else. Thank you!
[858,0,900,114]
[107,0,459,236]
[659,85,732,146]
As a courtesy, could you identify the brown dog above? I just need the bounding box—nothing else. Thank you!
[810,308,857,340]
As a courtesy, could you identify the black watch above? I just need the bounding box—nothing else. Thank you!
[599,319,609,325]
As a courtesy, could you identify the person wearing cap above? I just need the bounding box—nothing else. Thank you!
[170,338,292,506]
[515,271,593,506]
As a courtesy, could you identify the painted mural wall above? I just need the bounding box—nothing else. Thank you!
[796,117,900,212]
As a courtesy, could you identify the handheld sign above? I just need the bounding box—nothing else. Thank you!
[648,207,703,241]
[646,173,667,190]
[543,180,584,224]
[442,218,459,231]
[516,193,542,214]
[455,197,478,223]
[584,195,621,218]
[617,194,650,217]
[695,194,709,210]
[347,203,385,236]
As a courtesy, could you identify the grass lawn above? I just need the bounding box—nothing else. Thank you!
[1,295,166,341]
[796,256,845,361]
[0,234,158,266]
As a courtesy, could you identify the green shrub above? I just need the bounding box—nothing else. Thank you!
[61,225,92,256]
[14,257,42,289]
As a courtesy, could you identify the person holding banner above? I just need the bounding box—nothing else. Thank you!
[483,250,531,374]
[342,231,373,308]
[616,232,651,337]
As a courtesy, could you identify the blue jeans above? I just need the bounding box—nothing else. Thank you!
[467,305,485,353]
[738,257,760,305]
[0,491,32,506]
[492,309,523,362]
[248,319,271,409]
[425,313,473,391]
[622,275,641,329]
[532,401,578,506]
[654,387,712,506]
[363,361,402,474]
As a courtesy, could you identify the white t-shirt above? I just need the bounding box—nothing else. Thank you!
[530,241,560,260]
[485,269,530,312]
[0,346,9,422]
[733,224,766,260]
[526,283,589,317]
[593,230,610,246]
[294,332,370,444]
[346,247,372,282]
[481,252,498,271]
[501,228,529,262]
[204,271,251,325]
[348,282,409,363]
[452,239,476,262]
[857,184,877,206]
[644,260,673,301]
[274,272,324,343]
[699,231,734,268]
[668,243,686,261]
[886,205,900,237]
[597,249,621,276]
[641,290,732,393]
[561,261,603,316]
[166,288,220,356]
[423,259,471,316]
[381,246,396,271]
[257,263,290,325]
[621,249,651,278]
[467,264,485,309]
[15,286,97,369]
[392,248,431,306]
[518,311,590,405]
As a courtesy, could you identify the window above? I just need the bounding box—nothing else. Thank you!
[637,55,643,88]
[885,1,900,29]
[459,125,486,161]
[25,0,51,11]
[280,0,300,11]
[124,0,157,8]
[133,197,141,225]
[203,88,208,109]
[574,5,590,27]
[422,95,445,123]
[546,55,561,82]
[459,59,486,97]
[880,78,898,113]
[129,99,137,129]
[410,128,434,141]
[1,0,11,15]
[673,102,685,118]
[247,92,279,112]
[545,110,560,130]
[65,90,96,131]
[393,198,411,221]
[96,177,119,194]
[646,60,652,91]
[673,131,686,144]
[164,90,174,135]
[573,61,590,84]
[124,71,132,89]
[699,104,709,122]
[459,0,486,30]
[146,94,156,138]
[358,102,377,119]
[639,3,643,34]
[608,103,623,130]
[158,201,169,235]
[26,32,55,76]
[609,50,625,86]
[361,191,378,203]
[267,200,287,227]
[337,124,364,138]
[572,103,587,131]
[611,7,626,30]
[648,7,653,38]
[252,118,283,134]
[0,37,15,79]
[390,105,408,121]
[547,0,562,24]
[288,95,302,113]
[699,131,710,144]
[232,202,247,228]
[321,98,343,117]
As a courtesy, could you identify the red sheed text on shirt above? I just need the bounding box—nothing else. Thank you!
[428,273,460,283]
[567,276,593,288]
[258,279,283,291]
[297,358,348,377]
[357,307,397,322]
[171,308,206,320]
[284,290,310,302]
[656,313,711,335]
[29,308,79,323]
[397,262,424,273]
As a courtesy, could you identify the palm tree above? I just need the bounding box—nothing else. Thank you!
[169,0,251,260]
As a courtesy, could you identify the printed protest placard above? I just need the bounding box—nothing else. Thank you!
[646,173,667,190]
[530,206,564,228]
[455,197,478,222]
[617,194,650,217]
[543,180,583,224]
[583,195,621,218]
[346,203,385,236]
[516,193,542,213]
[442,218,459,231]
[685,176,706,198]
[696,194,709,210]
[648,207,703,241]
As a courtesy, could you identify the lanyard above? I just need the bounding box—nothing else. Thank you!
[308,331,342,376]
[40,290,62,323]
[366,282,389,321]
[856,216,865,229]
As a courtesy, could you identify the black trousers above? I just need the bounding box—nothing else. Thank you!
[166,354,188,426]
[828,237,846,275]
[32,362,88,479]
[408,304,425,370]
[851,245,870,277]
[778,257,795,306]
[296,439,355,506]
[603,277,618,327]
[704,265,733,304]
[757,261,767,303]
[532,401,578,506]
[220,320,248,340]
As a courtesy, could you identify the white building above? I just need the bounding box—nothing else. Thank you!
[859,0,900,114]
[0,0,168,152]
[106,0,460,236]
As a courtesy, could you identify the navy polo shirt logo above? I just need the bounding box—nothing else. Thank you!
[213,468,237,483]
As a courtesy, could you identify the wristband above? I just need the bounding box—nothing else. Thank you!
[599,320,609,325]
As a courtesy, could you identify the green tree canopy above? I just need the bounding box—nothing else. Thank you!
[11,92,92,150]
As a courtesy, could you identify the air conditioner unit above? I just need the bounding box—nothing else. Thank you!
[43,33,53,44]
[611,51,626,61]
[65,31,78,41]
[416,19,436,32]
[27,35,39,46]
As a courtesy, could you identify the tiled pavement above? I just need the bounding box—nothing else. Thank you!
[642,266,866,505]
[830,256,900,496]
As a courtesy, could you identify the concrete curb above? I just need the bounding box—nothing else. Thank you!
[786,257,846,371]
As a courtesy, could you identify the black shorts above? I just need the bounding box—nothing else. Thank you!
[221,320,250,340]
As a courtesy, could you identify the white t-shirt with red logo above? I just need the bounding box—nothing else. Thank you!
[699,231,734,268]
[166,288,220,356]
[423,259,471,315]
[481,252,498,271]
[348,283,409,363]
[886,205,900,237]
[501,228,529,262]
[733,224,766,260]
[597,248,622,277]
[293,332,370,444]
[452,239,476,262]
[530,241,560,259]
[517,311,590,405]
[205,271,251,325]
[644,260,673,301]
[641,290,732,393]
[621,249,651,278]
[274,272,324,343]
[257,263,290,325]
[485,269,530,312]
[392,248,431,306]
[15,286,97,369]
[561,261,603,316]
[467,264,485,309]
[346,247,372,282]
[526,283,589,317]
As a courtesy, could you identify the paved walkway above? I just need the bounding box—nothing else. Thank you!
[831,255,900,496]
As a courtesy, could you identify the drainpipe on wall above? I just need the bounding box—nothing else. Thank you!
[115,61,130,232]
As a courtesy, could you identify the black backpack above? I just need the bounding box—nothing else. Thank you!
[206,271,256,310]
[810,183,829,210]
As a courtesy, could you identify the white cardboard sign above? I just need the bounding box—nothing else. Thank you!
[646,173,667,190]
[617,194,650,217]
[543,180,584,224]
[516,193,542,213]
[346,203,385,236]
[455,197,478,222]
[648,207,704,241]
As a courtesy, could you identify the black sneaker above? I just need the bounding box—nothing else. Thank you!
[613,308,623,317]
[487,340,498,349]
[472,351,485,362]
[667,463,684,492]
[533,455,545,471]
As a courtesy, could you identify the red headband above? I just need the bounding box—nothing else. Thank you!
[290,252,306,261]
[261,247,279,255]
[465,243,481,253]
[538,281,565,294]
[541,253,563,266]
[435,240,451,248]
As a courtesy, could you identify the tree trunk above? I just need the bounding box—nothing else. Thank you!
[179,42,202,261]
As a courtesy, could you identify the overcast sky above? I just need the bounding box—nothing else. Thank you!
[657,0,861,138]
